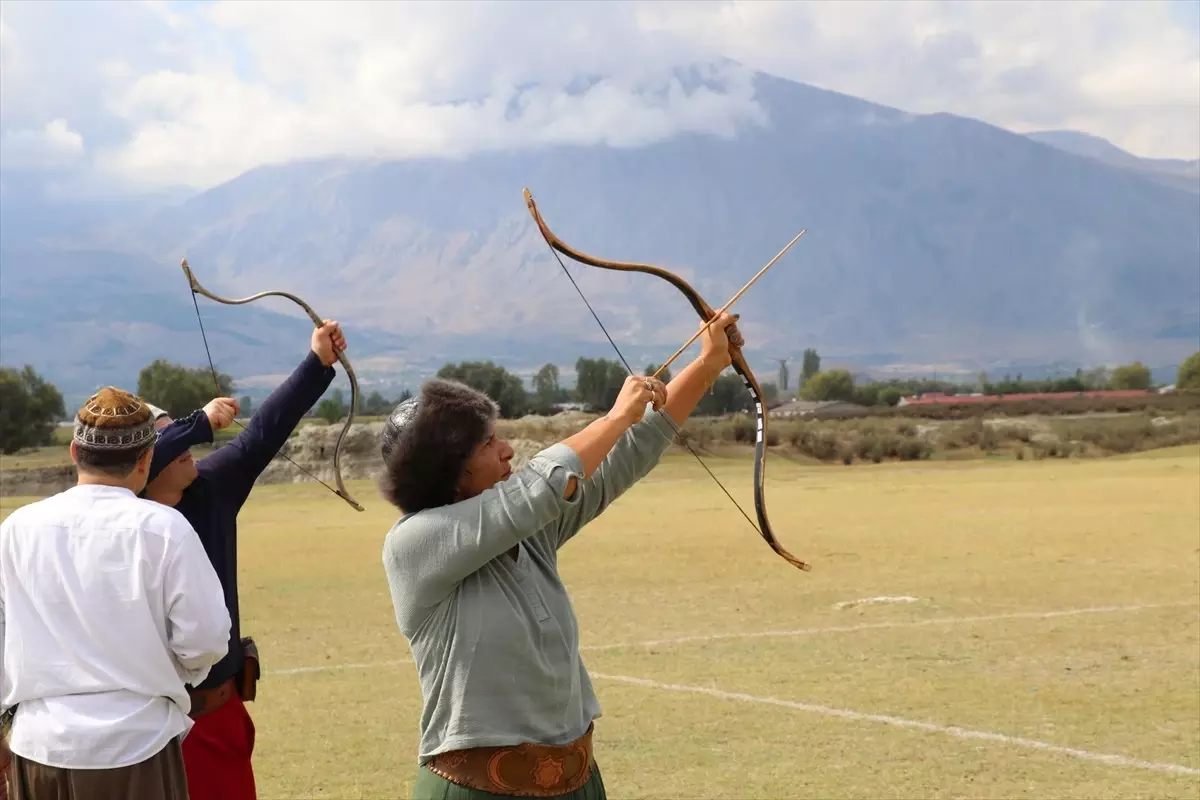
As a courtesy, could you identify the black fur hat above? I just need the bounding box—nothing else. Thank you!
[378,379,498,513]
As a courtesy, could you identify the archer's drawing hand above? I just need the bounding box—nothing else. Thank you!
[312,320,347,367]
[700,311,741,370]
[607,375,667,426]
[203,397,239,430]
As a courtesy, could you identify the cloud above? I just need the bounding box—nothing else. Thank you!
[0,119,85,170]
[0,0,1196,191]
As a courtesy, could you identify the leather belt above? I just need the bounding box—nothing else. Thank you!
[188,678,235,720]
[425,723,594,797]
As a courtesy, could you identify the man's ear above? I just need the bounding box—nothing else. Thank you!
[137,446,155,474]
[69,440,80,465]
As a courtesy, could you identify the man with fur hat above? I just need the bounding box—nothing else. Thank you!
[140,320,348,800]
[379,311,742,799]
[0,387,231,799]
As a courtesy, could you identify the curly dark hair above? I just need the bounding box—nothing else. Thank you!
[377,379,499,514]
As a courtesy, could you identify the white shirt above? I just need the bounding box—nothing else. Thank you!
[0,484,231,769]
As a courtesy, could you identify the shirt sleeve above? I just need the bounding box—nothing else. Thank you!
[382,444,584,632]
[199,350,335,509]
[145,410,213,488]
[161,511,232,686]
[0,541,6,713]
[545,408,677,549]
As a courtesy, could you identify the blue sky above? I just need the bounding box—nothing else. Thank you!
[1172,0,1200,31]
[1,0,1197,192]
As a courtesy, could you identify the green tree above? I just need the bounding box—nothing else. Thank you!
[362,390,390,415]
[532,364,564,412]
[800,369,856,402]
[1108,361,1151,390]
[574,357,626,409]
[1081,366,1110,390]
[879,387,905,407]
[239,395,254,418]
[851,383,880,407]
[437,360,529,418]
[696,373,753,415]
[0,365,66,454]
[138,359,234,418]
[316,389,347,423]
[1176,351,1200,390]
[800,348,821,389]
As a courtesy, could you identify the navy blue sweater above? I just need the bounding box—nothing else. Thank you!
[145,350,335,690]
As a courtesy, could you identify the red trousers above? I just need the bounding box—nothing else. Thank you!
[182,693,257,800]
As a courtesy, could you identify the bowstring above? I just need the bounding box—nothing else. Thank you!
[187,290,347,499]
[544,245,764,537]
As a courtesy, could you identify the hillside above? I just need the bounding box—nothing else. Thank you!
[1024,130,1200,194]
[1,72,1197,404]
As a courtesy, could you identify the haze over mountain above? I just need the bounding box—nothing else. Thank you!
[1025,130,1200,194]
[2,71,1198,406]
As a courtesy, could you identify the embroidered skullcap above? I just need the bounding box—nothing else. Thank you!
[73,386,159,453]
[145,402,171,421]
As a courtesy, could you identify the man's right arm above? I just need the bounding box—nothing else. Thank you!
[146,410,214,487]
[161,513,231,686]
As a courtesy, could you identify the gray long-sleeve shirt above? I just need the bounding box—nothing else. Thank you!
[382,409,676,763]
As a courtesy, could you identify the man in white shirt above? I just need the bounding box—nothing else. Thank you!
[0,387,231,799]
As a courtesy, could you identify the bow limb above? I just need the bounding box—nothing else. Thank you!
[180,259,364,512]
[524,189,715,321]
[728,349,812,571]
[523,190,809,572]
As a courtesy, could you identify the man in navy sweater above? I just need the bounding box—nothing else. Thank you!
[141,321,348,800]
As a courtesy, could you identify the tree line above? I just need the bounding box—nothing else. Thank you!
[792,352,1183,408]
[3,350,1199,453]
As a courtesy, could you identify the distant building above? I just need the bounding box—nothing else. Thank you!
[769,400,870,419]
[896,389,1154,407]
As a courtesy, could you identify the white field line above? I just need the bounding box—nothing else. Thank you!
[270,601,1196,676]
[580,601,1197,652]
[590,672,1200,777]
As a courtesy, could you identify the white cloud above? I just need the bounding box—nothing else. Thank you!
[0,0,1196,191]
[0,119,85,170]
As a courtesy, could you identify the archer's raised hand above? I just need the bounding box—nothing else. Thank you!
[699,311,742,371]
[607,375,667,426]
[203,397,239,430]
[312,320,347,367]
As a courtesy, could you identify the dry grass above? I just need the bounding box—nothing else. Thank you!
[2,446,1198,799]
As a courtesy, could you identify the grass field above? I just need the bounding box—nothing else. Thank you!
[3,446,1199,798]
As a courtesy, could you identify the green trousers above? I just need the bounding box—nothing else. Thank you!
[412,762,606,800]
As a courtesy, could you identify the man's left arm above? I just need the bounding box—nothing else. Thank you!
[201,351,335,502]
[200,321,346,506]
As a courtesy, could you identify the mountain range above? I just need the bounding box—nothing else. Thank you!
[1,71,1197,408]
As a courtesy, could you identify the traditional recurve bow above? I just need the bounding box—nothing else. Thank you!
[523,189,810,571]
[180,259,365,512]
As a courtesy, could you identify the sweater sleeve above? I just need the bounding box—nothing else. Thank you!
[198,350,335,509]
[145,410,214,488]
[382,444,584,633]
[545,408,677,549]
